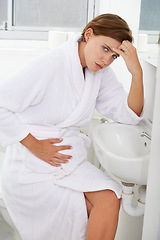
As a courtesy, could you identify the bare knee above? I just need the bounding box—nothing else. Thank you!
[85,190,120,214]
[103,190,120,214]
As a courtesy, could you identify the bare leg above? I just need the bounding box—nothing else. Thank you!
[85,196,93,217]
[84,190,120,240]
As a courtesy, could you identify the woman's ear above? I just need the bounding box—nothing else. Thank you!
[84,28,94,42]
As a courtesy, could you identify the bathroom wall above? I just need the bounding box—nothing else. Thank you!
[0,40,49,82]
[0,32,78,82]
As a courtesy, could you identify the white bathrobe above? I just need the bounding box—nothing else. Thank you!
[0,35,143,240]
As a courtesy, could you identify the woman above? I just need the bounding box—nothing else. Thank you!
[0,14,144,240]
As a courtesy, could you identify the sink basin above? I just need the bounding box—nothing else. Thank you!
[92,122,151,185]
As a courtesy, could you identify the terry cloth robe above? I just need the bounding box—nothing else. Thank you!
[0,35,144,240]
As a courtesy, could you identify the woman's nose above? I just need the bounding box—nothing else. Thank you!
[102,54,113,65]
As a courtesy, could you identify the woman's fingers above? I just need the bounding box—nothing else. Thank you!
[49,138,73,165]
[48,160,61,167]
[35,138,73,166]
[55,152,72,160]
[55,144,72,151]
[113,40,141,75]
[47,155,71,167]
[118,40,131,52]
[49,138,63,144]
[113,41,133,58]
[49,138,72,151]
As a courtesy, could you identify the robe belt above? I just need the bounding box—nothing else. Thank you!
[27,125,91,147]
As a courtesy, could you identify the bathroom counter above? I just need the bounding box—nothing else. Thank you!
[138,44,159,67]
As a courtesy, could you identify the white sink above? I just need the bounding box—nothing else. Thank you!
[92,122,151,185]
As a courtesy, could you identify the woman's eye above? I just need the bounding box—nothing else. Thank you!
[112,54,118,59]
[103,46,109,52]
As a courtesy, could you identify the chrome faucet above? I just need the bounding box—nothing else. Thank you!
[140,132,151,140]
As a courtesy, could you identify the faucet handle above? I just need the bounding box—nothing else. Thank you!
[140,132,151,140]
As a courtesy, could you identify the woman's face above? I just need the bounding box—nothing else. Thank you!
[81,28,121,72]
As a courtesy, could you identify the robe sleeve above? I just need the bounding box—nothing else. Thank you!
[96,67,145,125]
[0,54,53,147]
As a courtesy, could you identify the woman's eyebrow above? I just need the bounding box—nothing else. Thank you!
[104,44,120,57]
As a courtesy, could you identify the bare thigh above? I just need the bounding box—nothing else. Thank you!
[84,190,120,212]
[85,195,93,217]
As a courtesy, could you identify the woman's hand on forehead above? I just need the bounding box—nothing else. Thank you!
[112,41,142,76]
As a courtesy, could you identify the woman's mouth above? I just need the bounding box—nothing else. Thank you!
[95,62,103,69]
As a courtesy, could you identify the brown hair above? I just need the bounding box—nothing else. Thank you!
[81,13,133,43]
